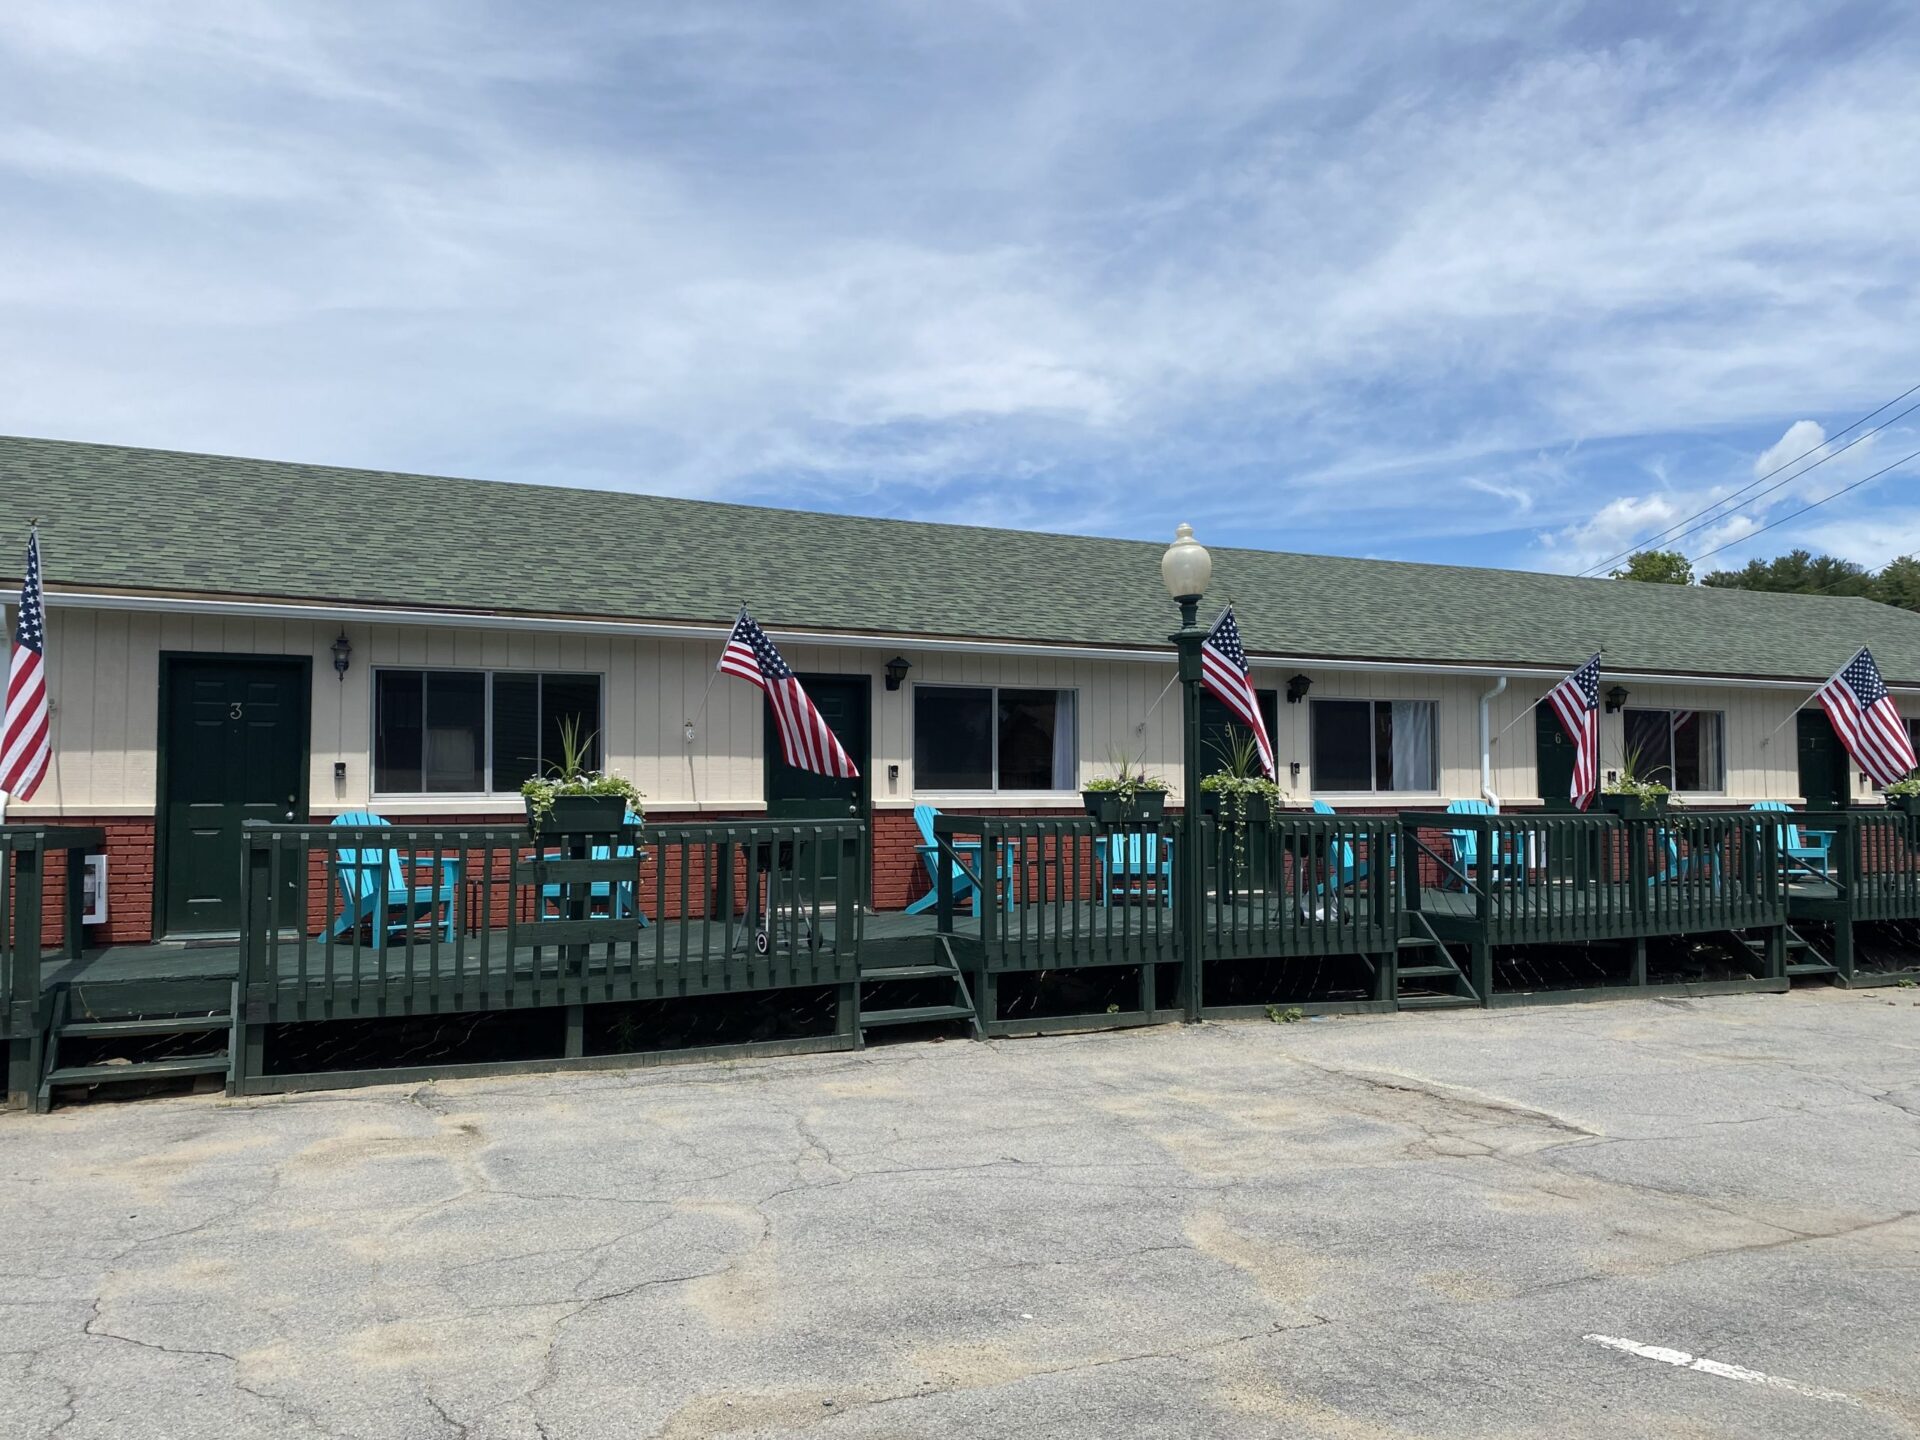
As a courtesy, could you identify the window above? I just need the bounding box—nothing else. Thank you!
[913,685,1077,791]
[1310,698,1435,792]
[1622,708,1723,792]
[374,670,602,794]
[1199,689,1280,778]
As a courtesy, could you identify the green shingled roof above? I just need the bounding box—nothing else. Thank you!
[5,434,1920,683]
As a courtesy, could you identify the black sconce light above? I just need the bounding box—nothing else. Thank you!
[884,656,912,691]
[330,630,352,681]
[1286,673,1312,704]
[1604,684,1629,714]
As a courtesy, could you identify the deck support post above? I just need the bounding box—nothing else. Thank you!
[837,980,862,1049]
[1469,939,1493,1007]
[1169,595,1208,1022]
[1833,919,1855,983]
[974,969,997,1032]
[564,1004,585,1059]
[1630,936,1647,988]
[1765,925,1787,980]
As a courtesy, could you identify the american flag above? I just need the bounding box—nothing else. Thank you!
[718,609,859,779]
[1200,607,1275,778]
[1,528,50,802]
[1816,647,1916,789]
[1544,652,1601,810]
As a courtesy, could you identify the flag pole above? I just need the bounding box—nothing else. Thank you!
[1759,693,1819,747]
[1134,667,1181,734]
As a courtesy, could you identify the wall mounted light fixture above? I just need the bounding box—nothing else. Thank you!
[1286,674,1312,704]
[884,656,912,691]
[330,630,352,681]
[1604,684,1630,714]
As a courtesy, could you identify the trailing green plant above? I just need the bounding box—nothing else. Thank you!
[1082,751,1173,802]
[520,714,646,835]
[1602,744,1672,803]
[1884,773,1920,798]
[1199,731,1283,821]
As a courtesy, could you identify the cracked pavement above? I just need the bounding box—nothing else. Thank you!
[4,988,1920,1438]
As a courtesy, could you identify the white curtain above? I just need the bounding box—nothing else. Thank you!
[1051,690,1078,789]
[1390,700,1434,790]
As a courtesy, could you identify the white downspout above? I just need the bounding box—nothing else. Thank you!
[1480,675,1509,807]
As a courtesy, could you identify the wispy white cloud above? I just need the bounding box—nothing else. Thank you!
[1,1,1918,565]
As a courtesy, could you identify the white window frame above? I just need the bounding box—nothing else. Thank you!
[911,682,1080,795]
[1307,696,1439,795]
[371,666,606,798]
[1621,706,1726,794]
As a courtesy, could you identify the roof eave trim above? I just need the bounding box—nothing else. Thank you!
[23,586,1908,692]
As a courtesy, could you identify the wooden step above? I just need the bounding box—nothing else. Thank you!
[859,1004,976,1028]
[859,964,959,983]
[1396,964,1463,980]
[1787,961,1838,977]
[1396,993,1478,1010]
[1396,935,1439,950]
[59,1015,231,1039]
[43,1054,231,1086]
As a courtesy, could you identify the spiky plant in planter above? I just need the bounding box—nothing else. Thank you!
[1082,752,1173,823]
[521,715,646,837]
[1599,746,1671,819]
[1198,730,1282,828]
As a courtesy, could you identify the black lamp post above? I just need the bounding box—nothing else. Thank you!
[1160,523,1213,1022]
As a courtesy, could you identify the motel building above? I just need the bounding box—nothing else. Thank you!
[6,434,1920,1106]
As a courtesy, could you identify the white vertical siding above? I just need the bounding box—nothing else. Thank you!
[11,605,1916,816]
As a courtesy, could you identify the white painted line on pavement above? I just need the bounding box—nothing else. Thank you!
[1584,1334,1863,1408]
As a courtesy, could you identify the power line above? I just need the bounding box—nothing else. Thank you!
[1687,445,1920,567]
[1578,380,1920,577]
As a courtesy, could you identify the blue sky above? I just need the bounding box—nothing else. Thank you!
[2,2,1918,575]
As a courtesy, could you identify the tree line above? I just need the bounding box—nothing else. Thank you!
[1607,548,1920,611]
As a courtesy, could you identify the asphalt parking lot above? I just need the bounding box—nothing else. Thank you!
[4,988,1918,1439]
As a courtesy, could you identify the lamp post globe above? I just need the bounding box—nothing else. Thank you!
[1161,523,1212,611]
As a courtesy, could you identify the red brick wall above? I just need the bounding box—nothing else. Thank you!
[25,817,156,949]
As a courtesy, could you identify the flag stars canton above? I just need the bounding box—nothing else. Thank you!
[14,539,42,651]
[1570,656,1599,708]
[1209,614,1248,669]
[740,622,791,679]
[1844,651,1887,705]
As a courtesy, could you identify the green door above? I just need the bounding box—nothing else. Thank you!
[1797,709,1850,810]
[1535,706,1578,812]
[1198,689,1280,780]
[160,656,309,935]
[764,674,870,894]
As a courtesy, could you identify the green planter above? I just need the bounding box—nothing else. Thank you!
[1082,789,1168,825]
[529,793,630,838]
[1889,794,1920,817]
[1599,792,1667,820]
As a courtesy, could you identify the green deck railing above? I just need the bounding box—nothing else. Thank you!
[236,818,865,1023]
[1814,809,1920,923]
[1399,809,1783,947]
[931,810,1400,969]
[2,825,102,1043]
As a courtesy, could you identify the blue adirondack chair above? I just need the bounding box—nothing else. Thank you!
[327,811,461,946]
[1097,831,1174,907]
[1752,801,1834,880]
[1311,799,1363,894]
[540,810,650,926]
[906,804,1018,914]
[1445,799,1524,889]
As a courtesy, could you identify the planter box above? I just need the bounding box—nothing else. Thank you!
[1082,789,1168,825]
[528,793,631,838]
[1205,792,1272,826]
[1599,793,1667,820]
[1889,794,1920,817]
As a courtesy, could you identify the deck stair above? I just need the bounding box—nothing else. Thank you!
[1394,915,1481,1010]
[857,936,982,1042]
[1739,924,1835,980]
[34,988,233,1113]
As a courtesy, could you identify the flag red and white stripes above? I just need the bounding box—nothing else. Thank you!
[1815,647,1916,789]
[1199,607,1275,778]
[718,609,859,779]
[1544,652,1601,810]
[1,528,50,802]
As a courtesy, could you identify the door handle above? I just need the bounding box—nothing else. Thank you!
[848,804,858,816]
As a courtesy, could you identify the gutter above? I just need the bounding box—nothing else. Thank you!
[1479,676,1508,807]
[22,587,1920,692]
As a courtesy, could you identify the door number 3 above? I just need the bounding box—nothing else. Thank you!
[229,702,244,719]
